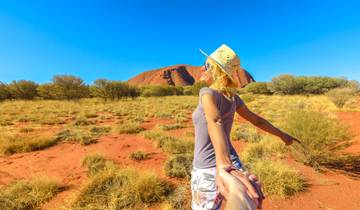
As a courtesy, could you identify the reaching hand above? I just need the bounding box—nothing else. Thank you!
[216,166,262,210]
[281,132,301,146]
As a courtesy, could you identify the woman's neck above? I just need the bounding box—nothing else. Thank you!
[209,85,234,100]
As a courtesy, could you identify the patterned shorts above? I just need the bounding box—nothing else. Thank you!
[190,159,244,210]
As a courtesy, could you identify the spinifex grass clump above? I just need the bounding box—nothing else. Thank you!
[250,160,306,198]
[231,122,264,142]
[68,154,172,209]
[282,109,351,169]
[164,154,193,179]
[241,136,306,197]
[130,150,150,161]
[117,122,145,134]
[0,132,59,155]
[81,153,117,177]
[326,87,354,108]
[141,131,194,154]
[161,185,191,210]
[56,129,97,145]
[0,176,60,210]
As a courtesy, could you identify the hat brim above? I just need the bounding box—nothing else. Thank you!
[199,48,236,82]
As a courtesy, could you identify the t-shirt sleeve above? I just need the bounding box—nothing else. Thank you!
[199,87,214,105]
[234,94,245,109]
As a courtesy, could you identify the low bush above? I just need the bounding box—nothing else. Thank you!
[162,185,190,210]
[142,131,194,154]
[326,87,354,108]
[157,123,186,131]
[0,134,59,155]
[90,126,112,136]
[117,123,145,134]
[0,176,60,210]
[244,82,272,95]
[81,153,117,177]
[130,150,150,161]
[282,109,350,169]
[141,85,183,97]
[68,167,171,209]
[56,129,97,145]
[250,160,306,197]
[164,154,193,179]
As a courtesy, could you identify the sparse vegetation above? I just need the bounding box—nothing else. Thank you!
[0,133,59,155]
[117,123,145,134]
[56,129,97,145]
[0,176,60,210]
[250,160,306,197]
[164,154,193,179]
[231,123,264,142]
[326,87,354,108]
[70,154,172,209]
[282,109,351,169]
[157,123,186,131]
[130,150,150,161]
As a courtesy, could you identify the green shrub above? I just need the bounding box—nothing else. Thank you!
[0,176,60,210]
[326,87,354,108]
[191,81,208,95]
[0,82,10,101]
[164,154,193,178]
[130,150,150,161]
[7,80,39,100]
[244,82,272,95]
[90,79,140,101]
[269,74,349,95]
[141,85,182,97]
[282,109,350,169]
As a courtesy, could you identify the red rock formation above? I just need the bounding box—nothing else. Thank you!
[128,64,255,88]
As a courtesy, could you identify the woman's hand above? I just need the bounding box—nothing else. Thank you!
[281,132,301,146]
[216,165,259,209]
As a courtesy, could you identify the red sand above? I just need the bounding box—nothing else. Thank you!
[1,110,360,210]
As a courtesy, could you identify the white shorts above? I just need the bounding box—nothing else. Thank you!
[190,159,244,210]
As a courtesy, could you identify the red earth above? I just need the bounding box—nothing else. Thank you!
[0,111,359,210]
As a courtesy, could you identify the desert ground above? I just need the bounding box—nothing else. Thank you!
[0,94,359,210]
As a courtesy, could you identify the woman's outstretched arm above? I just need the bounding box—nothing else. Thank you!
[236,101,300,145]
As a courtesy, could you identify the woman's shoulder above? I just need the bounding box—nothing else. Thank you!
[199,87,217,96]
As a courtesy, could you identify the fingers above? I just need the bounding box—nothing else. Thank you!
[293,138,302,144]
[216,175,229,200]
[230,170,259,200]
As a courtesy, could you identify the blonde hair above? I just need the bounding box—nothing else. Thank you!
[207,59,238,97]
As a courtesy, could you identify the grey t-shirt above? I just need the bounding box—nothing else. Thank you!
[192,87,244,169]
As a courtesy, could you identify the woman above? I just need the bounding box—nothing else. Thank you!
[191,44,299,210]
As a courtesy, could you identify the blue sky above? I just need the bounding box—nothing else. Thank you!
[0,0,359,84]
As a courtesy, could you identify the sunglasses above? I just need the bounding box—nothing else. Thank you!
[204,61,211,71]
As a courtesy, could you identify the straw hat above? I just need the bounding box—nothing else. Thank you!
[199,44,241,81]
